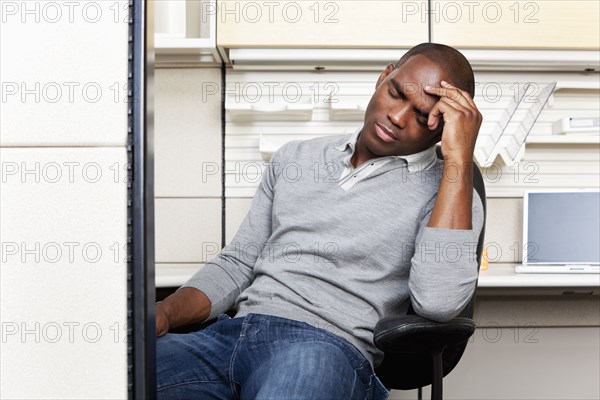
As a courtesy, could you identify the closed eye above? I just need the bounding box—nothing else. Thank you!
[416,115,429,127]
[388,87,401,99]
[388,81,407,100]
[389,81,429,123]
[414,109,429,126]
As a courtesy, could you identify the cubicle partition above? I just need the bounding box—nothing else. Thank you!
[0,1,155,398]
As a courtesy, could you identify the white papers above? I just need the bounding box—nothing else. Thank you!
[475,82,557,166]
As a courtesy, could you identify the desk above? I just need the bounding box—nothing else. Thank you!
[478,263,600,295]
[156,263,600,294]
[156,265,199,288]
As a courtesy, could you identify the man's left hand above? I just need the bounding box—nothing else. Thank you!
[424,80,482,163]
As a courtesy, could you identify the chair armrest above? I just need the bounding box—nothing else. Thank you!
[374,314,475,353]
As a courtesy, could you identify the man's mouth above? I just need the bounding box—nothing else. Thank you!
[374,122,397,143]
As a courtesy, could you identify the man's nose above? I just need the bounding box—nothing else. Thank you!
[388,104,410,129]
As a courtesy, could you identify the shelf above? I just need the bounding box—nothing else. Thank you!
[155,37,221,66]
[554,81,600,91]
[226,98,313,123]
[328,96,369,121]
[154,0,220,66]
[526,135,600,144]
[255,133,600,166]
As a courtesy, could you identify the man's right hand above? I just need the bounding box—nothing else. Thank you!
[154,287,212,338]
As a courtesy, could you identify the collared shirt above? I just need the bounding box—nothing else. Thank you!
[184,133,484,368]
[335,128,438,191]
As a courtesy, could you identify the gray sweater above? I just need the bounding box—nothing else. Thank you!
[183,132,484,367]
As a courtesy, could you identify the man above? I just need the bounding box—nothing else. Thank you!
[156,43,484,400]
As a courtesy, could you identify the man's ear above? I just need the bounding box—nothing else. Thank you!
[375,64,395,88]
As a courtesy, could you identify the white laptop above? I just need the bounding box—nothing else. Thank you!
[515,189,600,274]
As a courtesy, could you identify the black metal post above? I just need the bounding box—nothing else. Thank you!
[129,0,155,399]
[430,349,445,400]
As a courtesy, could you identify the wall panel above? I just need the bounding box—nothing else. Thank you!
[0,147,128,399]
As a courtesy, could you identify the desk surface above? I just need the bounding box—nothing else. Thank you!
[478,263,600,288]
[156,263,600,289]
[156,265,198,288]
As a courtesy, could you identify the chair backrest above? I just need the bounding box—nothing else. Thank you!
[375,146,487,389]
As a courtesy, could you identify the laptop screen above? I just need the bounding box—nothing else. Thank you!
[525,191,600,264]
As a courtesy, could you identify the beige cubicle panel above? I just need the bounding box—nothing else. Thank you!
[0,148,128,399]
[0,1,129,146]
[0,1,131,398]
[431,0,600,50]
[217,0,428,48]
[154,68,222,198]
[155,198,222,263]
[153,66,223,283]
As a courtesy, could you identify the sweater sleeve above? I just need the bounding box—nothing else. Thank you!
[180,144,288,320]
[408,189,484,322]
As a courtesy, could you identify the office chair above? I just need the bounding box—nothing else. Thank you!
[373,146,487,400]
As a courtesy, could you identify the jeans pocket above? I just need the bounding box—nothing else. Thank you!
[217,313,232,322]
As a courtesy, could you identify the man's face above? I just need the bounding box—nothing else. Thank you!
[362,54,449,157]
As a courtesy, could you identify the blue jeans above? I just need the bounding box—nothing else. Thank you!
[156,313,389,400]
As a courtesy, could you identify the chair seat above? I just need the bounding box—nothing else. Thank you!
[373,315,476,391]
[374,315,475,353]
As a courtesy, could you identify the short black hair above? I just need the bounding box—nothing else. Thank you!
[395,43,475,98]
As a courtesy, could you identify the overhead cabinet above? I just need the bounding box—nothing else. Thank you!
[431,0,600,50]
[217,0,429,48]
[161,1,599,69]
[219,1,599,50]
